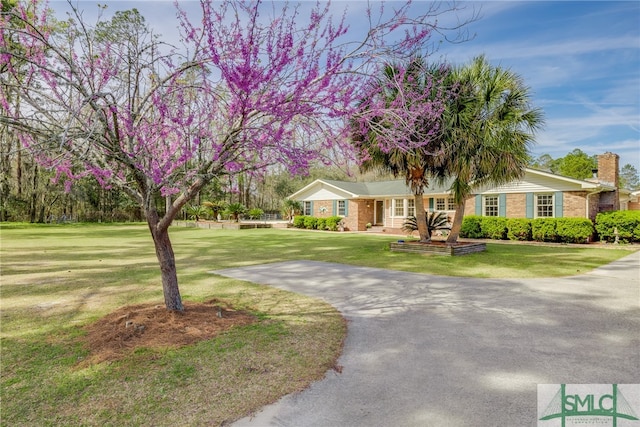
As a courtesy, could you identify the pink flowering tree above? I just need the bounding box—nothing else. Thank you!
[352,57,453,242]
[1,0,472,311]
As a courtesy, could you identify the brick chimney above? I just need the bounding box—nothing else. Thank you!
[597,152,619,211]
[597,152,619,187]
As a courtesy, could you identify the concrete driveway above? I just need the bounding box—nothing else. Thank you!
[216,250,640,427]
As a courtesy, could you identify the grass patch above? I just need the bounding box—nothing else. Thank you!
[0,223,634,425]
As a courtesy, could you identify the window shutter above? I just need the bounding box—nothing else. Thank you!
[554,192,563,218]
[310,201,314,216]
[332,200,337,215]
[499,194,507,217]
[428,198,434,212]
[526,193,534,218]
[344,200,349,216]
[475,195,482,215]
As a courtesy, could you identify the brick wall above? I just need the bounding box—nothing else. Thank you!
[313,200,333,217]
[353,199,375,231]
[506,194,525,217]
[341,200,359,231]
[563,191,588,218]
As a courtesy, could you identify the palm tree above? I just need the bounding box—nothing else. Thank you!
[352,57,451,242]
[436,56,544,243]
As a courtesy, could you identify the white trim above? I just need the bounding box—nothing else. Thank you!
[534,193,554,218]
[482,195,499,217]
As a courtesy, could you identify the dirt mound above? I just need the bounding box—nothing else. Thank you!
[81,300,256,366]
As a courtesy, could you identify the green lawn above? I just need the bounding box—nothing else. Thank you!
[0,223,635,426]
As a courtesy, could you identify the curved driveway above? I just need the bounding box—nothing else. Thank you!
[216,250,640,427]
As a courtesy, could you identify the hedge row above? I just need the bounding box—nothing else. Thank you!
[460,216,596,243]
[460,211,640,243]
[595,211,640,243]
[293,215,344,231]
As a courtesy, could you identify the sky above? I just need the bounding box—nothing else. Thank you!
[50,1,640,169]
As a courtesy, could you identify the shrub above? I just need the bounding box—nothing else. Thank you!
[481,217,508,240]
[531,218,558,242]
[595,211,640,243]
[248,208,264,220]
[402,211,450,237]
[316,218,327,231]
[555,218,594,243]
[506,218,532,241]
[460,215,483,239]
[293,215,307,228]
[303,216,318,230]
[325,216,343,231]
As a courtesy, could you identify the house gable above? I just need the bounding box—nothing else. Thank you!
[474,169,607,194]
[290,179,358,201]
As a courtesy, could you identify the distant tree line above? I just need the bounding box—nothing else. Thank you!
[0,145,352,222]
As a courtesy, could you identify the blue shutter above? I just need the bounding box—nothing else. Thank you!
[499,194,507,217]
[428,198,434,212]
[344,200,349,216]
[475,195,482,216]
[332,200,337,215]
[310,201,314,216]
[526,193,534,218]
[554,192,563,218]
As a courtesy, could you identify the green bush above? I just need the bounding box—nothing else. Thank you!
[481,217,508,240]
[595,211,640,243]
[325,216,343,231]
[293,215,342,231]
[248,208,264,220]
[555,218,594,243]
[531,218,558,242]
[460,215,483,239]
[303,216,318,230]
[293,215,307,228]
[506,218,532,241]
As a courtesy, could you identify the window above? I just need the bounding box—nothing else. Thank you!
[436,198,446,211]
[536,194,554,218]
[447,197,455,209]
[483,196,498,217]
[407,199,415,217]
[393,199,405,217]
[337,200,346,216]
[303,201,312,216]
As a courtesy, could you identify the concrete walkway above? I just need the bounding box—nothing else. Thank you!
[216,250,640,427]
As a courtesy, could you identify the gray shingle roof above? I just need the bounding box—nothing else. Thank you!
[321,178,455,197]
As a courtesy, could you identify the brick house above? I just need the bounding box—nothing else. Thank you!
[289,152,635,232]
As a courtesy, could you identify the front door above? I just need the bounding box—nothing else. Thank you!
[375,200,384,225]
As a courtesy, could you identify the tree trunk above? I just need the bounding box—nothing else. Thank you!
[37,192,46,223]
[414,192,431,242]
[16,147,22,197]
[446,202,465,243]
[29,164,38,223]
[147,214,184,312]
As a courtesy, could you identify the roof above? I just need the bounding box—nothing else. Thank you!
[290,168,618,200]
[289,177,455,199]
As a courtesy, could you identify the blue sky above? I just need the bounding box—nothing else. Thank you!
[52,1,640,169]
[437,1,640,169]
